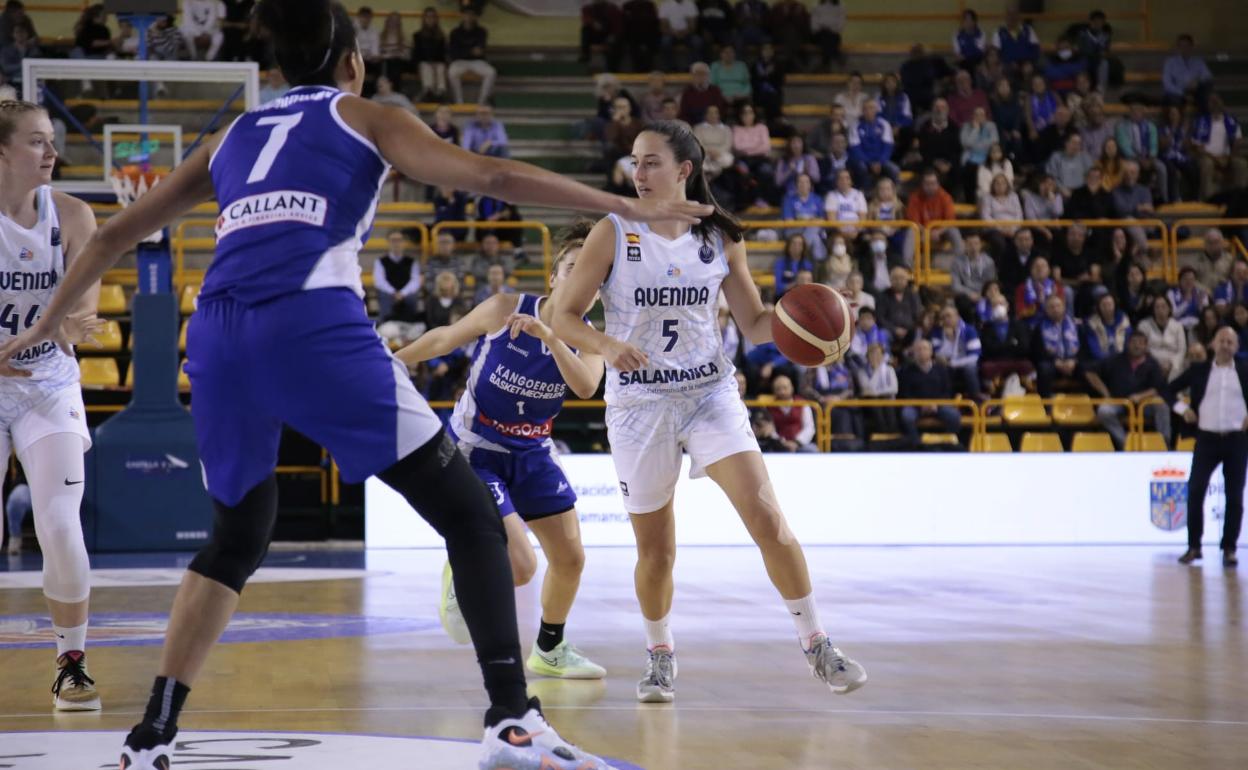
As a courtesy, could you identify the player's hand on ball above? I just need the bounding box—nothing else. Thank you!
[60,313,106,350]
[605,339,649,372]
[506,313,552,343]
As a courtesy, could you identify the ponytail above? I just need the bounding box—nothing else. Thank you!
[257,0,357,87]
[642,120,745,245]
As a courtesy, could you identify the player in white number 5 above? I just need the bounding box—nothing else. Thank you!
[550,121,868,703]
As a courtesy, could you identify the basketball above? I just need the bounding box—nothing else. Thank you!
[771,284,853,367]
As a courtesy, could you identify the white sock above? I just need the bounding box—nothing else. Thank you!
[643,613,674,651]
[784,594,825,650]
[53,622,87,657]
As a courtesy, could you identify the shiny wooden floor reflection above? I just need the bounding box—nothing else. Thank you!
[1,546,1245,769]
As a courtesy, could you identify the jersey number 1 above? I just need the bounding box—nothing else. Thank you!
[247,113,304,184]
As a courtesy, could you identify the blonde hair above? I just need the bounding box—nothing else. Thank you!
[0,100,46,145]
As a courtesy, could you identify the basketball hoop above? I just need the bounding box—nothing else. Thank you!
[109,165,167,243]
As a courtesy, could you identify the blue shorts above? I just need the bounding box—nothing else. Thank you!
[453,436,577,522]
[185,289,443,507]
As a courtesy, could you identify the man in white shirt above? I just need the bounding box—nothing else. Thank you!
[658,0,702,70]
[181,0,225,61]
[373,231,422,322]
[1167,326,1248,567]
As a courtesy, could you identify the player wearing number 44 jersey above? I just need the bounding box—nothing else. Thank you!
[398,221,607,681]
[550,121,867,703]
[0,2,712,768]
[0,100,107,714]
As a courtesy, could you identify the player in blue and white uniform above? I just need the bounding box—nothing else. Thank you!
[0,2,709,768]
[550,121,868,705]
[0,100,106,713]
[398,222,606,681]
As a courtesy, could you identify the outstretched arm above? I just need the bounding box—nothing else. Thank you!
[346,97,711,225]
[395,293,513,368]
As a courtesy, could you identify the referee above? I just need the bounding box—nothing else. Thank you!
[1164,327,1247,567]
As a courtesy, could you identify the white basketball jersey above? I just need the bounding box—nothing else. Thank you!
[600,214,734,407]
[0,186,79,422]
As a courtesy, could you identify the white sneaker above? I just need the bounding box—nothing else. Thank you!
[439,560,471,645]
[480,697,610,770]
[120,726,172,769]
[526,640,607,680]
[636,646,676,703]
[805,633,867,694]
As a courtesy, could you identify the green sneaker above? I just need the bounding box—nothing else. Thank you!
[526,640,606,680]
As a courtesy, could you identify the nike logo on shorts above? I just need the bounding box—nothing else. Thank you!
[64,479,83,486]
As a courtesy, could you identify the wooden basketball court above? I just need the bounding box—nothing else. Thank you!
[0,545,1244,769]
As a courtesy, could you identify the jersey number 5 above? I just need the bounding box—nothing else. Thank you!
[247,113,304,184]
[662,319,679,352]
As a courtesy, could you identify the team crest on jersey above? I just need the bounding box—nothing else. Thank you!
[17,247,33,262]
[666,264,681,278]
[626,232,642,262]
[68,407,80,420]
[698,243,715,264]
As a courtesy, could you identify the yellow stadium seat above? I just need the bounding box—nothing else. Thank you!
[79,357,119,389]
[920,432,959,446]
[1176,437,1196,452]
[1129,432,1168,452]
[180,284,200,315]
[178,319,188,353]
[1071,432,1115,452]
[1003,395,1050,427]
[1020,432,1063,452]
[972,433,1012,452]
[89,319,123,353]
[178,359,191,391]
[1051,394,1096,427]
[123,362,131,388]
[97,284,126,315]
[869,433,902,442]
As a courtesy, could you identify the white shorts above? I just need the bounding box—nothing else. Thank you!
[606,377,760,514]
[0,385,91,463]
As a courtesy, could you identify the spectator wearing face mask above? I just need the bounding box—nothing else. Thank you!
[859,230,902,297]
[824,234,853,288]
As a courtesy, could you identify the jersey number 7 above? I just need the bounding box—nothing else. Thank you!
[247,113,304,184]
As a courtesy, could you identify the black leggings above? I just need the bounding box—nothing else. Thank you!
[191,430,527,716]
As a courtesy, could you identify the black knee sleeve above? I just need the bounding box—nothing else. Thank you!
[188,475,279,594]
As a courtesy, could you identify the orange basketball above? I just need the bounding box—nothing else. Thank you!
[771,284,853,367]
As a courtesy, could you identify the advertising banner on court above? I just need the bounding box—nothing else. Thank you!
[366,454,1230,548]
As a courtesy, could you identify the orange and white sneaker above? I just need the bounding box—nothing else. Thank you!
[52,651,101,711]
[479,697,610,770]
